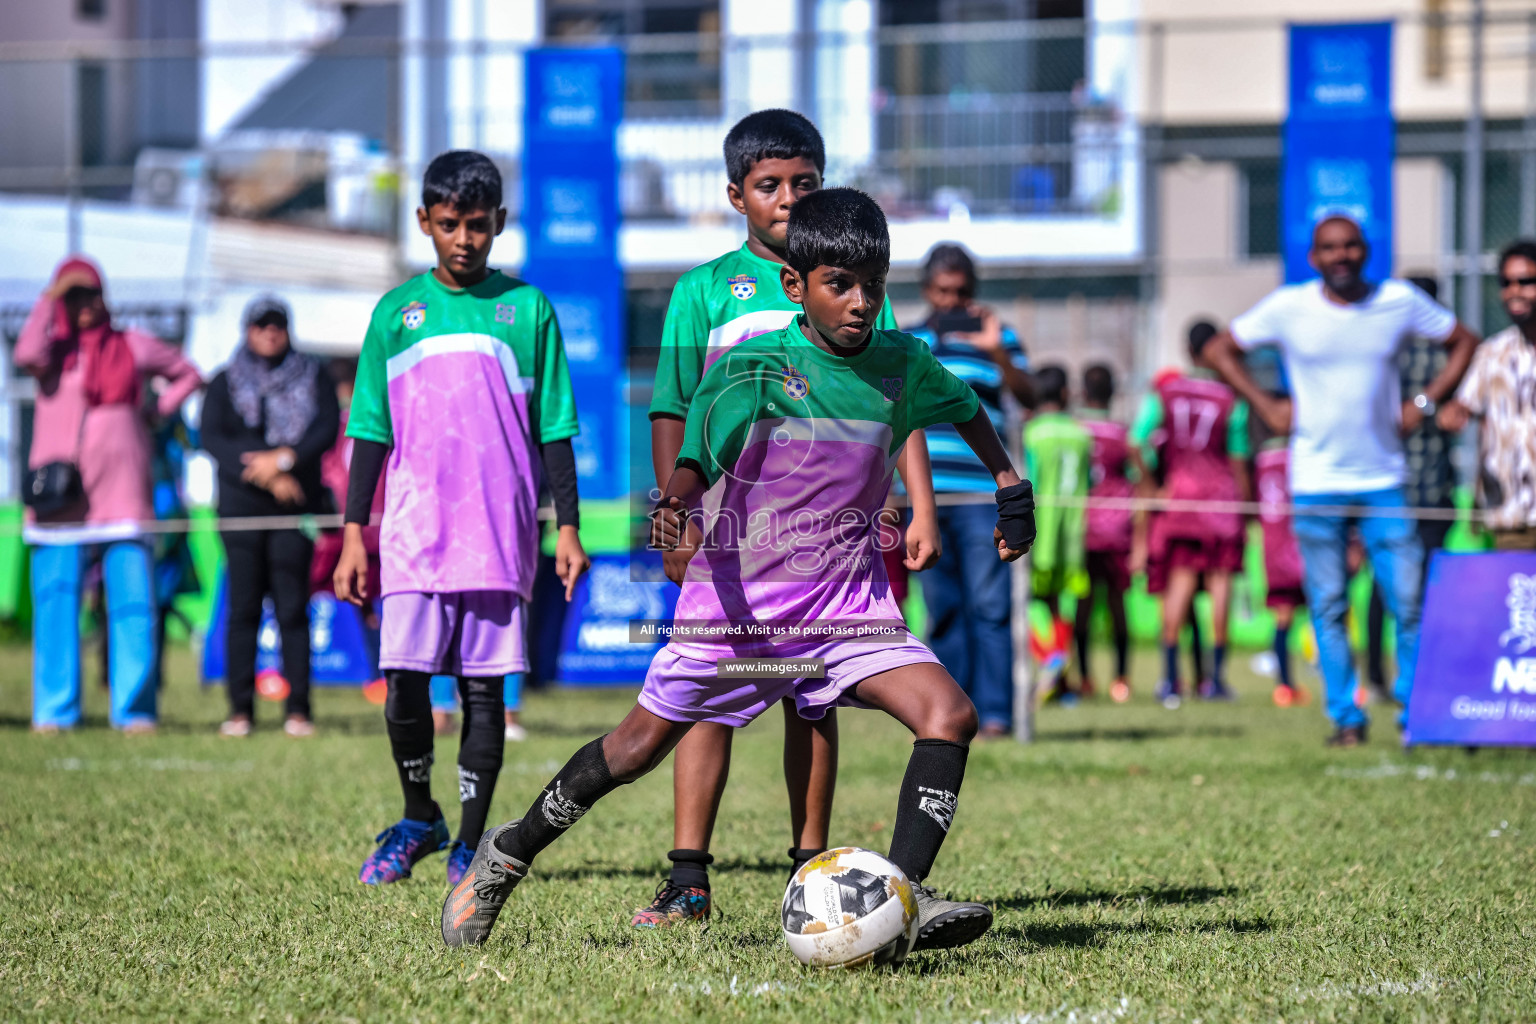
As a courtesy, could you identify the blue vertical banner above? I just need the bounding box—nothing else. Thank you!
[1283,23,1394,284]
[522,48,627,499]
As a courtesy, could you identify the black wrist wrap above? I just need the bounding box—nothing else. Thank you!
[994,480,1037,551]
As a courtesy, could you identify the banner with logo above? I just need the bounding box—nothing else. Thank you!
[1283,22,1394,285]
[1406,552,1536,747]
[201,581,377,687]
[522,47,627,500]
[557,550,678,685]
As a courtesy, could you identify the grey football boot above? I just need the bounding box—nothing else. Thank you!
[441,821,529,947]
[911,884,994,950]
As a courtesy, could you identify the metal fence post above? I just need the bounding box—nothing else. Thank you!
[1463,0,1486,332]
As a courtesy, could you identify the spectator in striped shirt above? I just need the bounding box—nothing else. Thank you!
[904,243,1033,737]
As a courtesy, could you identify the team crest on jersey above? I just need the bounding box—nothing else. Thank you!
[782,364,810,400]
[728,274,757,300]
[882,377,904,402]
[401,301,427,330]
[494,303,516,325]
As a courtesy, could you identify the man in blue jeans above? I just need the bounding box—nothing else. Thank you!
[1204,216,1479,745]
[906,244,1033,736]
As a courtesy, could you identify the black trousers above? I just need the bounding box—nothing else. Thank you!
[224,528,314,719]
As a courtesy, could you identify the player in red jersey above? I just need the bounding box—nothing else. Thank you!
[1253,433,1312,708]
[1075,363,1142,703]
[1132,322,1251,706]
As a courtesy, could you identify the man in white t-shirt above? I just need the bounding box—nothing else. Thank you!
[1203,216,1479,746]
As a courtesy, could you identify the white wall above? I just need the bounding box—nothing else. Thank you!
[201,0,342,140]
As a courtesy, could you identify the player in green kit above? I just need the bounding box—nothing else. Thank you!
[1022,366,1092,701]
[636,109,941,926]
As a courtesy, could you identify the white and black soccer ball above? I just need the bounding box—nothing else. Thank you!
[781,847,918,969]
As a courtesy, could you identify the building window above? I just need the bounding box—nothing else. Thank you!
[1240,159,1281,259]
[77,0,106,20]
[546,0,721,118]
[875,0,1088,215]
[78,62,108,167]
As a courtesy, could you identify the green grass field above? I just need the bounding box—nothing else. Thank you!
[3,646,1534,1023]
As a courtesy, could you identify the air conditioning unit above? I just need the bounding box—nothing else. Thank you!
[131,148,206,210]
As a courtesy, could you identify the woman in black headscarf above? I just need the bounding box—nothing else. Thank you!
[202,295,339,737]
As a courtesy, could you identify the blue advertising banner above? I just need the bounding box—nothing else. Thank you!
[1283,22,1394,284]
[557,550,678,685]
[1406,552,1536,747]
[522,48,627,500]
[201,581,377,687]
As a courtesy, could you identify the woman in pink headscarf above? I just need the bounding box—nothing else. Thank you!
[16,256,202,733]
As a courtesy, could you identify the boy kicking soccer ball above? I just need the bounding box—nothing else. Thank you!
[441,187,1034,952]
[639,108,939,926]
[336,150,589,887]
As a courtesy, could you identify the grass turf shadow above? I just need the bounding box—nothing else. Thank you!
[985,884,1240,912]
[1037,725,1247,743]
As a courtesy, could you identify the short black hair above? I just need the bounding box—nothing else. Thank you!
[1082,362,1115,404]
[921,243,977,288]
[1499,239,1536,274]
[1187,319,1218,360]
[1034,364,1069,406]
[422,150,502,211]
[785,187,889,277]
[723,109,825,186]
[1406,274,1439,301]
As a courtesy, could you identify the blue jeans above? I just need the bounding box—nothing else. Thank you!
[430,673,523,713]
[32,541,158,729]
[1292,488,1423,729]
[920,502,1013,730]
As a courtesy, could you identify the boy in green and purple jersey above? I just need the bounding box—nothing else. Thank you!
[335,151,589,888]
[637,110,940,926]
[441,187,1035,954]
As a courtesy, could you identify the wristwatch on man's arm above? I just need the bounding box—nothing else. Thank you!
[1413,393,1437,418]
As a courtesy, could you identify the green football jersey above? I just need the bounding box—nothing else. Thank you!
[1024,410,1092,585]
[348,270,576,598]
[649,242,898,420]
[667,320,978,643]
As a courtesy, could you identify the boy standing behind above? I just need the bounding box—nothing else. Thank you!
[335,151,589,888]
[1076,363,1139,704]
[1022,366,1091,701]
[640,109,940,925]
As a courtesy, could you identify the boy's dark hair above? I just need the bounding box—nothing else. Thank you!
[785,187,889,277]
[1499,239,1536,274]
[1082,362,1115,404]
[1187,319,1218,360]
[922,243,977,288]
[723,109,825,186]
[1406,274,1439,302]
[422,150,502,211]
[1034,364,1068,407]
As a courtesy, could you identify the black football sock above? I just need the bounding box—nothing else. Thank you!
[1213,644,1228,685]
[1274,624,1293,689]
[668,849,713,891]
[1162,643,1180,690]
[789,847,825,875]
[1109,595,1130,678]
[494,736,624,863]
[887,739,968,885]
[384,670,440,823]
[455,676,506,845]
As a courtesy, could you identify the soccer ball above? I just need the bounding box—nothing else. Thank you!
[781,847,918,969]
